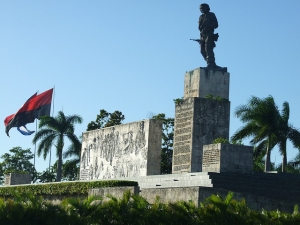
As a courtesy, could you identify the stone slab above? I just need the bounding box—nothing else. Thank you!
[172,98,230,174]
[202,144,253,174]
[184,68,230,99]
[89,186,140,201]
[4,173,31,185]
[79,119,162,180]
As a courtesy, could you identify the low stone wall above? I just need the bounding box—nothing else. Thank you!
[42,193,88,205]
[140,187,201,205]
[0,184,296,213]
[88,186,295,213]
[89,186,140,201]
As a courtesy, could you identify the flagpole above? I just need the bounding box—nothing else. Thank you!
[49,85,55,170]
[34,90,39,176]
[34,120,37,168]
[52,85,55,116]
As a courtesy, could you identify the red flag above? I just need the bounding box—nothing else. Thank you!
[4,88,53,136]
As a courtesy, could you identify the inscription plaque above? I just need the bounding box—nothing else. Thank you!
[172,97,230,174]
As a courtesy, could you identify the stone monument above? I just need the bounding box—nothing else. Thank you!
[172,68,230,173]
[202,143,253,173]
[4,173,31,185]
[173,3,252,174]
[79,119,162,180]
[191,3,225,70]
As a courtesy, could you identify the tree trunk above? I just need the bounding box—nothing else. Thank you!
[56,150,62,182]
[265,139,271,172]
[282,140,287,172]
[282,154,287,172]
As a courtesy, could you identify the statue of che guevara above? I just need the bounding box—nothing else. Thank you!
[192,3,222,69]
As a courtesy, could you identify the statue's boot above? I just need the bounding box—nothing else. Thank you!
[207,61,221,69]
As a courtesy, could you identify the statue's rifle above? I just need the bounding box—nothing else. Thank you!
[190,39,201,44]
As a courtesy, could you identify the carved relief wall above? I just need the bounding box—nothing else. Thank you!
[80,119,162,180]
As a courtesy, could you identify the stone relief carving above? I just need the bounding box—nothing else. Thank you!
[80,121,148,180]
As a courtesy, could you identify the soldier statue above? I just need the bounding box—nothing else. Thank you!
[198,3,220,69]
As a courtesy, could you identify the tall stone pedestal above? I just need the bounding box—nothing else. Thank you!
[172,68,230,174]
[184,68,229,99]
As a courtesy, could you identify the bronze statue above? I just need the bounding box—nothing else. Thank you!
[193,4,221,69]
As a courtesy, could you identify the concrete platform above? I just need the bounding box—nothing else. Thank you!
[93,171,300,212]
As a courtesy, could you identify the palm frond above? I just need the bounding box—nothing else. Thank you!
[281,101,290,123]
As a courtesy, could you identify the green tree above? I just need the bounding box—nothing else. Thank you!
[37,167,56,183]
[87,109,125,131]
[231,96,300,172]
[212,137,230,144]
[62,136,82,180]
[37,160,79,183]
[231,96,281,172]
[276,101,300,172]
[61,160,79,181]
[276,152,300,174]
[151,113,174,174]
[0,147,37,184]
[32,111,82,182]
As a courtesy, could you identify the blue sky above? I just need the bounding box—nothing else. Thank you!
[1,1,300,173]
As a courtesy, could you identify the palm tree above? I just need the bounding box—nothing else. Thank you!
[276,102,300,172]
[32,111,82,181]
[231,96,281,172]
[231,96,300,172]
[62,136,82,180]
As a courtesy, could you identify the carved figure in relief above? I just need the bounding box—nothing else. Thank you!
[81,149,87,169]
[89,164,93,179]
[136,121,146,155]
[80,121,152,180]
[94,157,100,179]
[103,167,112,179]
[122,131,134,154]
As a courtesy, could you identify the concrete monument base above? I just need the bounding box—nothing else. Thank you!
[184,67,230,99]
[202,143,253,174]
[172,97,230,174]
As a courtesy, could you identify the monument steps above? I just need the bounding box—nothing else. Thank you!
[102,172,300,203]
[207,173,300,202]
[211,178,300,191]
[211,185,300,203]
[213,182,299,194]
[130,173,213,189]
[208,173,300,189]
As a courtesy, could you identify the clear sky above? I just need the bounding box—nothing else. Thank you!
[1,1,300,173]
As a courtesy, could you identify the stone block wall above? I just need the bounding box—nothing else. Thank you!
[202,143,253,174]
[172,97,230,173]
[80,119,162,180]
[172,67,231,174]
[4,173,31,185]
[89,186,140,201]
[184,68,230,99]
